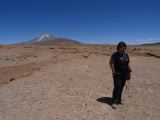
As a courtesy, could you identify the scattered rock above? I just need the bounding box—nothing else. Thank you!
[146,52,160,58]
[132,48,137,51]
[83,55,88,59]
[102,53,109,56]
[6,58,10,60]
[10,78,15,82]
[50,47,54,49]
[59,47,66,49]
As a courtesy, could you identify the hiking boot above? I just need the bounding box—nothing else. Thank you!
[112,103,117,109]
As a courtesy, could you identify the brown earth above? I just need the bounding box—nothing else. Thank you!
[0,44,160,120]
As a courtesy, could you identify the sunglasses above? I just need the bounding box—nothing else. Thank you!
[119,46,126,48]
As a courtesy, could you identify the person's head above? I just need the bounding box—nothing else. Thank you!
[117,41,127,52]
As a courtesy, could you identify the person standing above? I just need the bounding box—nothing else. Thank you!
[109,41,132,108]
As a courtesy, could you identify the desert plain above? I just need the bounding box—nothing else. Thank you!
[0,43,160,120]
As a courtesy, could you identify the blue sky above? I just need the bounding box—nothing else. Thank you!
[0,0,160,44]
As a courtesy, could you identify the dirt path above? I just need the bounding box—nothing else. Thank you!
[0,55,160,120]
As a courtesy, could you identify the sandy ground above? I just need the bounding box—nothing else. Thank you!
[0,44,160,120]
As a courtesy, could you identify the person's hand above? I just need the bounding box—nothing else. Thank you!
[112,71,116,75]
[126,81,129,91]
[112,72,120,78]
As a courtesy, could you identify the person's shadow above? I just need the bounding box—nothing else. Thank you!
[97,97,113,107]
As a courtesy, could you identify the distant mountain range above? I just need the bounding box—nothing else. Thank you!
[142,42,160,45]
[17,34,81,45]
[6,35,160,45]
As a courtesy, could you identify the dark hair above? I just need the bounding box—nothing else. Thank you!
[117,41,127,50]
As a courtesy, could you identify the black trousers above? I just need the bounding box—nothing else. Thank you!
[112,73,126,104]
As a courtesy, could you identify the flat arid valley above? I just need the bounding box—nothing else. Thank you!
[0,41,160,120]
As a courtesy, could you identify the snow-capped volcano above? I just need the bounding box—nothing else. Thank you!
[30,34,56,42]
[17,34,81,45]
